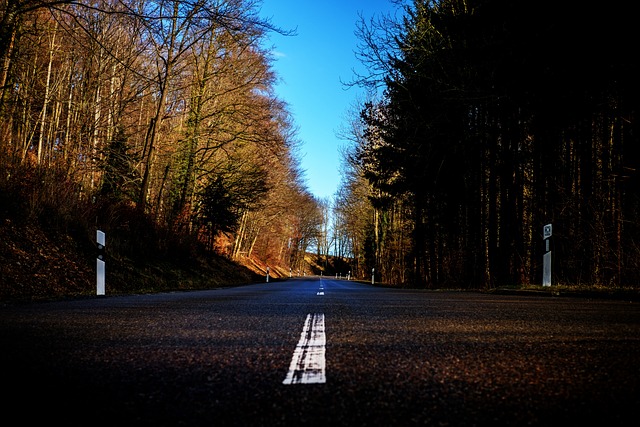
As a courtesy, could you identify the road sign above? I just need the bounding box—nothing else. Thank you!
[543,224,552,239]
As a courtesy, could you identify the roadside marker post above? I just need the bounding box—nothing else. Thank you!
[542,224,552,286]
[266,266,270,283]
[372,268,375,285]
[96,230,105,295]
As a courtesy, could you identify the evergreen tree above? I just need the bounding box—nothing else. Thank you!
[352,0,639,288]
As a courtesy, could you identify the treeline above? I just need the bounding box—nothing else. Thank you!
[0,0,323,273]
[336,0,639,288]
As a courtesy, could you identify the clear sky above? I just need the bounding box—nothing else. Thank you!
[259,0,400,201]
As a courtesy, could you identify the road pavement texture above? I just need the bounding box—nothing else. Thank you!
[1,278,639,426]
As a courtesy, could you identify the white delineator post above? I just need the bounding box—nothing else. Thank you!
[542,224,552,287]
[96,230,106,295]
[372,268,375,285]
[266,266,270,283]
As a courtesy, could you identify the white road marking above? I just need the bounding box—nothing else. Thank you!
[283,313,326,385]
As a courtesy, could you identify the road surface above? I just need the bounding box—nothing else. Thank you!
[1,278,639,426]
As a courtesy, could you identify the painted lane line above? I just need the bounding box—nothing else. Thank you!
[283,313,326,385]
[317,284,324,295]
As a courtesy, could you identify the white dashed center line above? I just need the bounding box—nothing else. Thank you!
[283,313,326,385]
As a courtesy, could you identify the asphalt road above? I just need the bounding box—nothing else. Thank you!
[1,278,639,426]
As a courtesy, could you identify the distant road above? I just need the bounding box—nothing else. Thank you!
[2,278,639,426]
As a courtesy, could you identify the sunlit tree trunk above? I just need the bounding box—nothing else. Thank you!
[37,23,56,164]
[138,1,180,211]
[233,211,248,258]
[0,15,17,128]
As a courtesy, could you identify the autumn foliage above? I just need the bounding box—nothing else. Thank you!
[0,0,324,299]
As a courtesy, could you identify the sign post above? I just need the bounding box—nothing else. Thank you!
[542,224,552,287]
[96,230,106,295]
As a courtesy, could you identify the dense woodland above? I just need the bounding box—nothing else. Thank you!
[0,0,325,283]
[336,0,640,288]
[1,0,638,293]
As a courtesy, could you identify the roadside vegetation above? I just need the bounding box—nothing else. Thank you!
[0,0,325,301]
[0,164,260,302]
[1,1,638,301]
[339,0,639,289]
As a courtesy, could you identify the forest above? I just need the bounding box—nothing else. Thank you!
[1,0,638,296]
[335,0,640,288]
[0,0,328,297]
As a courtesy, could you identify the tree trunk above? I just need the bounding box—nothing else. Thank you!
[37,24,57,165]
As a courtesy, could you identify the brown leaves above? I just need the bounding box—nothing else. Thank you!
[0,219,93,302]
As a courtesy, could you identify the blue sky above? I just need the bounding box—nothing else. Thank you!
[259,0,400,200]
